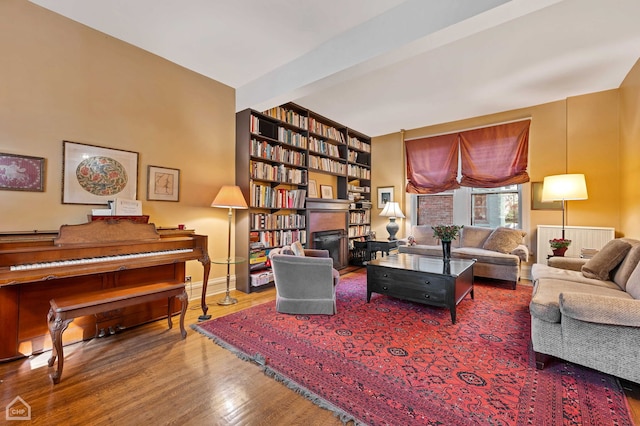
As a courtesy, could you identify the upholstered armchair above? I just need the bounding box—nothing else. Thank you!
[269,244,340,315]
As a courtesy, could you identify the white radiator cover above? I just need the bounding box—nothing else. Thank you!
[536,225,615,264]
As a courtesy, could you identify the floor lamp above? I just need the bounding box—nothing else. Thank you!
[541,174,588,239]
[211,185,248,306]
[379,202,405,241]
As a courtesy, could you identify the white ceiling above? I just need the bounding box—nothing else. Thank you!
[29,0,640,137]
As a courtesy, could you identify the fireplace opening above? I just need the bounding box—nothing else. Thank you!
[313,230,348,270]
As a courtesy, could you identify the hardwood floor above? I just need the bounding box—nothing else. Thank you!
[1,274,639,425]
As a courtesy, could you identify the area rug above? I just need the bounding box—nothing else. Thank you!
[192,271,633,425]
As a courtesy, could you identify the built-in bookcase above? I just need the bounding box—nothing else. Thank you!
[235,103,371,293]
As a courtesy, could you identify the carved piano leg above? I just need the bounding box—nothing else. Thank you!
[198,257,212,321]
[178,289,188,339]
[167,296,174,330]
[47,309,72,384]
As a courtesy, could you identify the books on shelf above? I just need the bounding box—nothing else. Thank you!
[250,184,306,210]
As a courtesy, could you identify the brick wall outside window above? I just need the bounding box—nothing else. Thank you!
[417,195,453,225]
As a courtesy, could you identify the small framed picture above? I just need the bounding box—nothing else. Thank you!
[531,181,563,210]
[377,186,394,209]
[0,153,45,192]
[308,179,318,198]
[320,185,333,199]
[147,165,180,202]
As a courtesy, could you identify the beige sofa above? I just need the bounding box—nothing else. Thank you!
[530,238,640,383]
[398,225,529,289]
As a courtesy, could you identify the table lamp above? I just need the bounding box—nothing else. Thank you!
[211,185,248,305]
[541,174,588,239]
[379,202,405,241]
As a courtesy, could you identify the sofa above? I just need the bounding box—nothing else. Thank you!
[530,238,640,383]
[398,225,529,289]
[268,241,340,315]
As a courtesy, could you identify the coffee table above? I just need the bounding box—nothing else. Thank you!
[366,253,476,324]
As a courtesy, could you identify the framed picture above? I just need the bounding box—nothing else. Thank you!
[308,179,318,198]
[63,141,138,205]
[0,153,45,192]
[320,185,333,199]
[531,181,563,210]
[377,186,394,209]
[147,165,180,202]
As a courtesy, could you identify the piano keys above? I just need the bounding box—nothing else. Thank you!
[0,220,210,361]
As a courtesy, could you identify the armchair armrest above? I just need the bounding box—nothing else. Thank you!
[548,257,587,271]
[511,244,529,263]
[560,292,640,327]
[303,249,329,258]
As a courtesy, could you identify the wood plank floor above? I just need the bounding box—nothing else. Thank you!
[1,273,639,425]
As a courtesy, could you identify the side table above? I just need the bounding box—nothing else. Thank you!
[352,240,398,265]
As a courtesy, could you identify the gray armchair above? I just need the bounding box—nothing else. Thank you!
[269,248,340,315]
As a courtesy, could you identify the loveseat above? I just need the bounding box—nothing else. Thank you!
[530,238,640,383]
[398,225,529,289]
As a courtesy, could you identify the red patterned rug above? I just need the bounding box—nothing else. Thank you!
[192,271,633,425]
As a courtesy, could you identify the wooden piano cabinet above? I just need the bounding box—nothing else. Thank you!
[0,263,185,362]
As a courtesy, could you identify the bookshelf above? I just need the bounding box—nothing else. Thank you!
[235,103,371,293]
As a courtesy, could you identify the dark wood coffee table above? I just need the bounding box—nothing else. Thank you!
[366,253,475,324]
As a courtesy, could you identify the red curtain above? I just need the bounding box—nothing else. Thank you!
[405,133,460,194]
[459,120,530,188]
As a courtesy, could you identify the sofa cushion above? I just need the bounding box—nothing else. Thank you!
[581,239,632,281]
[531,263,620,290]
[482,227,526,254]
[291,240,305,257]
[611,239,640,290]
[411,225,441,246]
[460,226,492,249]
[454,247,520,266]
[625,261,640,299]
[530,278,628,323]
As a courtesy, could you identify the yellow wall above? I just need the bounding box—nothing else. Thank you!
[620,59,640,237]
[373,89,624,262]
[0,1,236,286]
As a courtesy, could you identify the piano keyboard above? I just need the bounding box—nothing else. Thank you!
[10,248,194,271]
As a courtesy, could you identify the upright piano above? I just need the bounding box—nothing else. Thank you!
[0,220,210,361]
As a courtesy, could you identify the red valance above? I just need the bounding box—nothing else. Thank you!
[405,133,460,194]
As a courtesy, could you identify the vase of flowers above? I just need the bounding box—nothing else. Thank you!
[549,238,571,256]
[432,225,463,260]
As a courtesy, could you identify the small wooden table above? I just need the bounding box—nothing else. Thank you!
[352,240,398,265]
[366,253,475,324]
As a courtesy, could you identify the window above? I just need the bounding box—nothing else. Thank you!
[416,185,521,228]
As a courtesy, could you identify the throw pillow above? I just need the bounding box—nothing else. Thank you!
[581,239,632,281]
[625,261,640,299]
[482,227,526,254]
[291,240,306,257]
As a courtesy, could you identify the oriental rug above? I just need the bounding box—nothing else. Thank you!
[192,271,633,425]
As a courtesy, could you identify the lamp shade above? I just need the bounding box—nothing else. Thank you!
[379,202,405,218]
[211,185,248,209]
[541,174,588,202]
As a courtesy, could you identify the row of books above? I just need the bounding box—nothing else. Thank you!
[309,137,343,157]
[347,150,370,165]
[250,184,306,209]
[251,139,306,166]
[348,136,371,152]
[349,210,371,224]
[348,184,371,193]
[250,213,306,231]
[348,224,371,238]
[308,155,347,174]
[250,161,307,184]
[278,128,308,148]
[309,117,346,142]
[348,165,371,180]
[263,106,309,130]
[250,230,307,248]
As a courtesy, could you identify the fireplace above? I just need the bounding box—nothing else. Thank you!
[313,230,348,270]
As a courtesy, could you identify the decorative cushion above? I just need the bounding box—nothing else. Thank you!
[291,241,305,257]
[581,239,632,281]
[625,261,640,299]
[611,240,640,290]
[482,227,526,254]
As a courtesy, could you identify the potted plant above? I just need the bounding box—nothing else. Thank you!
[432,225,463,260]
[549,238,571,256]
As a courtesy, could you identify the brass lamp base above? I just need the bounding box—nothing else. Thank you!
[217,294,238,305]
